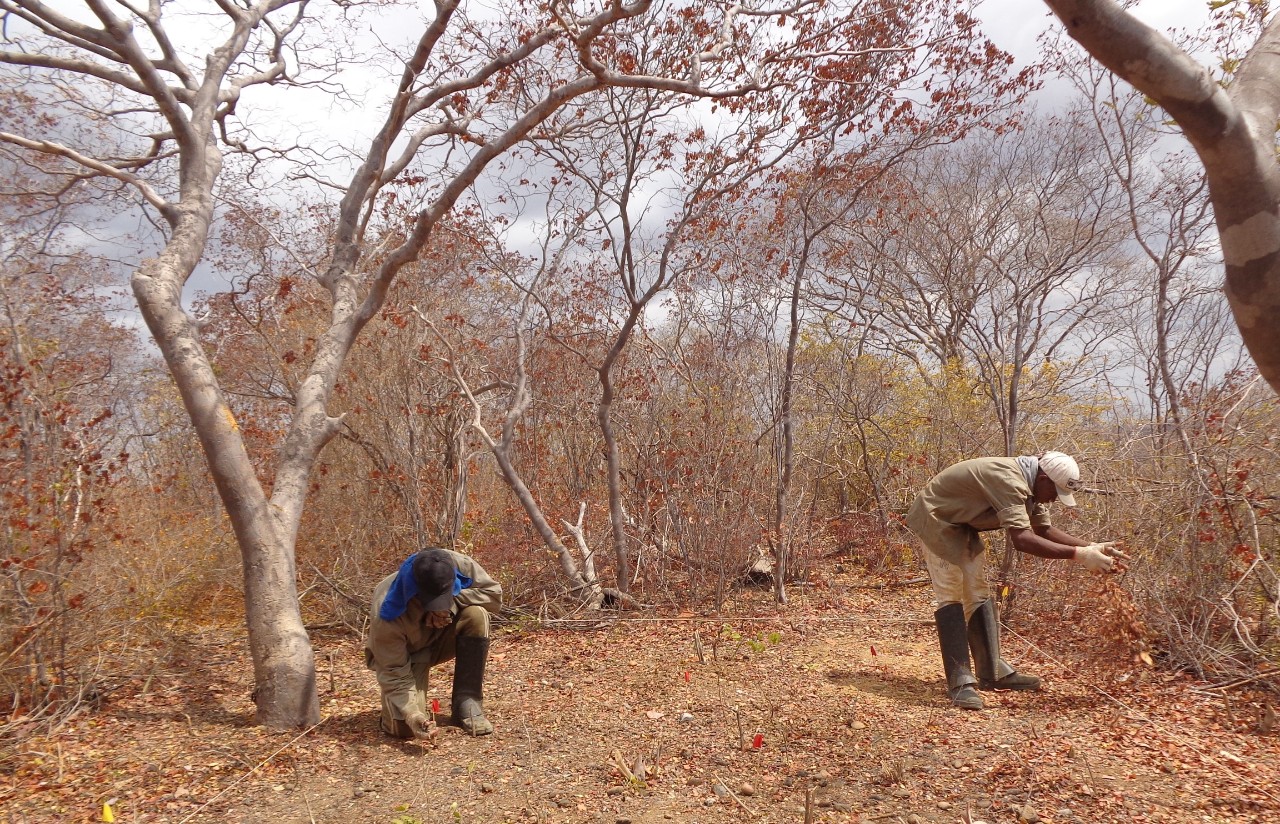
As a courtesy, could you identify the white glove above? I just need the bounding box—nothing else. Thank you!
[1073,542,1129,572]
[405,711,437,741]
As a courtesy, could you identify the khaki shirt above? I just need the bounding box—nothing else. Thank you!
[906,457,1051,565]
[364,550,502,718]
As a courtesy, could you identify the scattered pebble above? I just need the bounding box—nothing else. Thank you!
[1018,804,1040,822]
[738,782,755,797]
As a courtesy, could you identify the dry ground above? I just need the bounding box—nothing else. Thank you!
[4,561,1278,824]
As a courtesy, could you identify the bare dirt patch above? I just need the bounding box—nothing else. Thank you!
[4,562,1277,823]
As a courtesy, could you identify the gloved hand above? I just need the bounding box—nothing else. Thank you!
[1073,542,1130,573]
[427,610,453,629]
[405,711,437,741]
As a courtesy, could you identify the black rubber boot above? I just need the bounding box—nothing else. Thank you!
[452,635,494,736]
[968,598,1041,691]
[936,604,983,710]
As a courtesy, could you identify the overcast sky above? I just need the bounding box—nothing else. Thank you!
[977,0,1212,68]
[67,0,1222,308]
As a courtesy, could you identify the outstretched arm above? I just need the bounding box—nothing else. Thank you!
[1007,527,1077,560]
[1035,523,1090,548]
[1009,526,1130,572]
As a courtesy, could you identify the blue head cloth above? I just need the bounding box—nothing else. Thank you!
[378,552,473,621]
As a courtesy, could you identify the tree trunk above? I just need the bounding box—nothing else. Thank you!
[598,365,632,594]
[132,224,319,728]
[774,259,805,606]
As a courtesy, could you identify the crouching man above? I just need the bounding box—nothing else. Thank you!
[365,548,503,739]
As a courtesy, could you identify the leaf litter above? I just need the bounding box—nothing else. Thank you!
[3,560,1277,823]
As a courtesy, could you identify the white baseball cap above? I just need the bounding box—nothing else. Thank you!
[1039,451,1082,506]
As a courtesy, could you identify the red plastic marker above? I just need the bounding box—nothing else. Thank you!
[431,698,440,714]
[752,734,764,750]
[870,645,877,657]
[684,671,691,683]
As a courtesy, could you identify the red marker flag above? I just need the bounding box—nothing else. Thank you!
[752,734,764,750]
[870,645,877,657]
[431,698,441,714]
[684,671,691,682]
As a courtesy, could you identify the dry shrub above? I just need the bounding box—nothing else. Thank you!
[1009,374,1280,685]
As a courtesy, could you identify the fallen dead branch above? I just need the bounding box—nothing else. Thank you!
[713,773,758,817]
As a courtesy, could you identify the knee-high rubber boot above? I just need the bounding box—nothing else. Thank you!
[452,635,494,736]
[968,598,1041,691]
[936,603,983,710]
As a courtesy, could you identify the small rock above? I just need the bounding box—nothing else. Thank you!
[850,720,867,730]
[711,754,729,766]
[352,788,365,798]
[832,801,853,813]
[1056,809,1074,820]
[1018,804,1040,823]
[478,783,495,794]
[891,787,910,799]
[711,783,731,798]
[906,816,924,824]
[678,712,695,723]
[703,797,718,806]
[686,777,704,787]
[937,801,952,810]
[738,782,755,797]
[606,787,625,796]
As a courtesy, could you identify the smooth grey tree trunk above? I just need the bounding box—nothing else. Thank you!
[131,170,321,728]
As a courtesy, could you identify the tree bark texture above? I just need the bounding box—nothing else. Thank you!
[133,218,320,729]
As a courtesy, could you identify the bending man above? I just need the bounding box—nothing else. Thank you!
[365,547,503,738]
[906,452,1128,710]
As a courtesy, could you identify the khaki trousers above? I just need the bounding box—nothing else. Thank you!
[923,544,991,621]
[380,605,490,738]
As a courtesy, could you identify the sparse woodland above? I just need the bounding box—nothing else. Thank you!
[1,0,1278,821]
